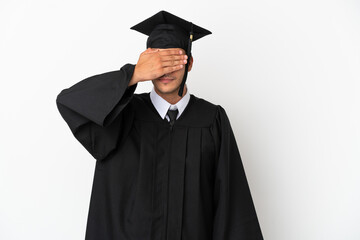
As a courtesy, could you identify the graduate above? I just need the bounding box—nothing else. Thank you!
[56,10,264,240]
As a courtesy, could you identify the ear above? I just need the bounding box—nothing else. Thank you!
[187,56,194,72]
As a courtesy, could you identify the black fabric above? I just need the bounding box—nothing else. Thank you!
[130,10,211,42]
[56,64,264,240]
[146,24,189,50]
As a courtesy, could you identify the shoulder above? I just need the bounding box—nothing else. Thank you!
[191,94,217,108]
[191,94,226,115]
[128,92,152,110]
[192,94,232,126]
[133,92,149,101]
[180,94,225,127]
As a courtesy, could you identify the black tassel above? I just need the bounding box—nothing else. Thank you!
[178,23,193,97]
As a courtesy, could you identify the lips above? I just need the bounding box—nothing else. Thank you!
[158,76,174,83]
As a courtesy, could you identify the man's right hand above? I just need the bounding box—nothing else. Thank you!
[128,48,188,86]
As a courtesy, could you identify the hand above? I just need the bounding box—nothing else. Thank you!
[128,48,188,86]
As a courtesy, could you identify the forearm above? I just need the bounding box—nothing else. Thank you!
[128,67,140,86]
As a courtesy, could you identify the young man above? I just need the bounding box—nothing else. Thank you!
[56,10,263,240]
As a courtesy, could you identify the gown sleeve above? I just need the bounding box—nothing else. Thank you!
[210,105,264,240]
[56,63,137,161]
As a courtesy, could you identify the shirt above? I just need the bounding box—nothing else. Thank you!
[149,85,190,122]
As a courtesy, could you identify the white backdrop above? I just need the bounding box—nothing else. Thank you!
[1,0,359,239]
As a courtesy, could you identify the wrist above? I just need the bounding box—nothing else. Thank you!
[128,66,140,86]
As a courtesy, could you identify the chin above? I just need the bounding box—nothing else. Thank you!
[157,86,179,95]
[153,80,180,95]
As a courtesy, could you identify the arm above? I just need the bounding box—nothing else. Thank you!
[56,64,137,161]
[56,48,187,161]
[211,106,264,239]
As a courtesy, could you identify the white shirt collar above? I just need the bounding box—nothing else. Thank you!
[150,85,190,120]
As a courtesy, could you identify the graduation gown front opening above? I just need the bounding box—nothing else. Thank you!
[56,64,264,240]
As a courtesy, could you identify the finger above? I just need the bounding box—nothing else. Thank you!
[158,47,182,52]
[162,64,184,74]
[159,49,185,56]
[161,55,188,62]
[162,59,187,67]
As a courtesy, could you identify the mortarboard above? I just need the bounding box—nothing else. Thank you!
[130,10,212,97]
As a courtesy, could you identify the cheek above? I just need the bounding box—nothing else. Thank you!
[173,68,185,79]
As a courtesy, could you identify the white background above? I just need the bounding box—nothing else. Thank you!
[1,0,359,239]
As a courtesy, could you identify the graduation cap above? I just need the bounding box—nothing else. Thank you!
[130,10,212,97]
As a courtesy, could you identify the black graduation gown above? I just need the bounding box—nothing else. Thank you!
[56,64,264,240]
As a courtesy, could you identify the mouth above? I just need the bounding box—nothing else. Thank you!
[157,75,175,83]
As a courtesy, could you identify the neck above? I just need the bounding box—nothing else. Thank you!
[155,85,187,105]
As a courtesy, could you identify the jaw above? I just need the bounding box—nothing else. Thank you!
[152,79,180,95]
[152,80,187,104]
